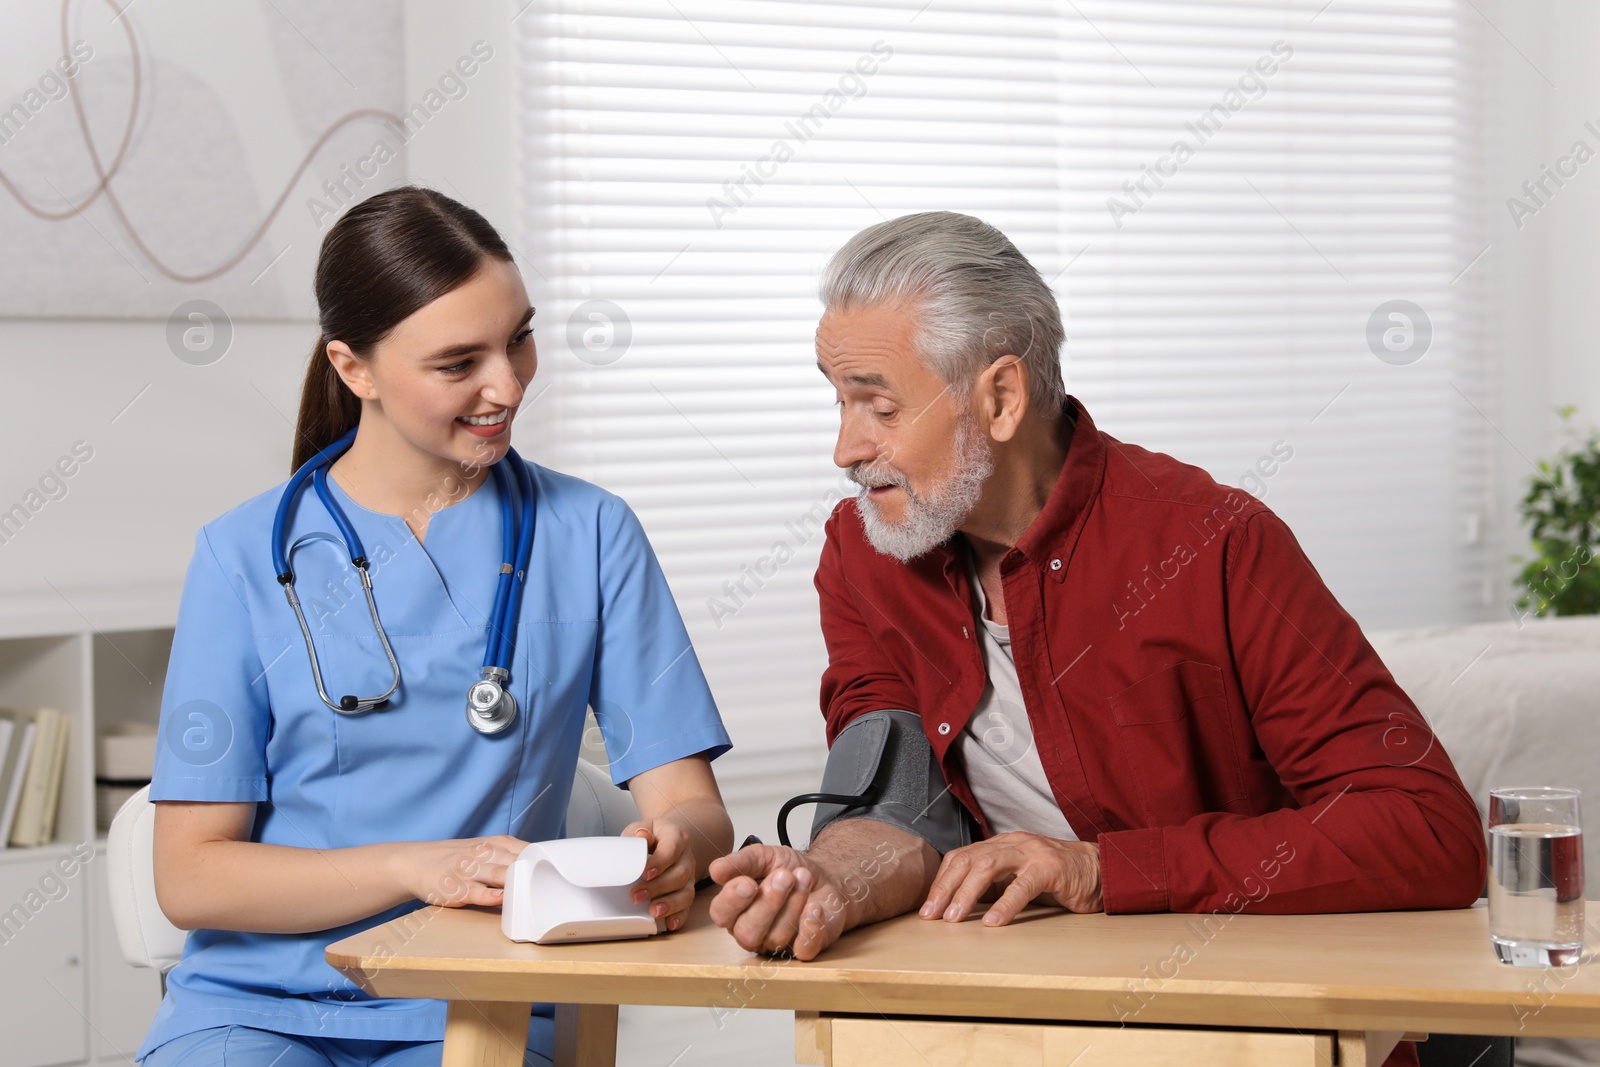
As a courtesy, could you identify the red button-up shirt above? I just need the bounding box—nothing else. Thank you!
[819,399,1491,1067]
[816,397,1486,1045]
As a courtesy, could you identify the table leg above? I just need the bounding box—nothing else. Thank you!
[1338,1031,1404,1066]
[442,1000,533,1067]
[795,1011,826,1065]
[554,1003,619,1067]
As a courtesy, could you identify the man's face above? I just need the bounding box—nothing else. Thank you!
[816,302,993,561]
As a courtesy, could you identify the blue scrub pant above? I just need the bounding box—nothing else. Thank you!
[141,1025,554,1067]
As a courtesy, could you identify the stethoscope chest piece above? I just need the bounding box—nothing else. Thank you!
[466,668,518,734]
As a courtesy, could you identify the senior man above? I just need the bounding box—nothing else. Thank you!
[707,211,1486,1032]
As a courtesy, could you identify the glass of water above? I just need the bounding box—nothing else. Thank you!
[1488,787,1585,967]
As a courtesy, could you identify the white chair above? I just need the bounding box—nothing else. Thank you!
[105,782,188,979]
[105,759,639,986]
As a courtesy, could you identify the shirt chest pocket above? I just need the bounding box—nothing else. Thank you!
[1107,660,1247,824]
[1110,660,1223,724]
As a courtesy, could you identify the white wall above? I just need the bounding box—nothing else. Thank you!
[399,0,517,237]
[0,2,521,617]
[0,319,308,607]
[1542,3,1600,423]
[1480,0,1600,620]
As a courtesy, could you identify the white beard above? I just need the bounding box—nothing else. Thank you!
[852,417,994,563]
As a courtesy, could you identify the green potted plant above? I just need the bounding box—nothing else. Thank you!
[1514,407,1600,618]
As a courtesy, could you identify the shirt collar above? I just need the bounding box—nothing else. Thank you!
[921,395,1106,584]
[1010,395,1105,581]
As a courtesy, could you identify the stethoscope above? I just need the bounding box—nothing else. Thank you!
[270,427,537,734]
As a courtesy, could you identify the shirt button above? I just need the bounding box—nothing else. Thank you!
[937,722,951,736]
[1050,558,1062,571]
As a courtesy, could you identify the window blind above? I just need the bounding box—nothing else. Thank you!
[1044,0,1492,631]
[514,0,1490,800]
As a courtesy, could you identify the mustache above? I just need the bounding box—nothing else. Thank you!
[848,461,909,492]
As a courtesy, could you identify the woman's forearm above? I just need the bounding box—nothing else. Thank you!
[156,838,422,934]
[658,796,734,881]
[626,755,734,882]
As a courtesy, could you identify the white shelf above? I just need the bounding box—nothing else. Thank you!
[0,584,178,641]
[0,839,84,867]
[0,621,172,1067]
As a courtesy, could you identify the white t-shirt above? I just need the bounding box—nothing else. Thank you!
[956,556,1078,840]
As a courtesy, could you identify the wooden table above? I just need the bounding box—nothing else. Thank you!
[326,897,1598,1066]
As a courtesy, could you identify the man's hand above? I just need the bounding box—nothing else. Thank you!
[920,833,1102,926]
[708,844,854,960]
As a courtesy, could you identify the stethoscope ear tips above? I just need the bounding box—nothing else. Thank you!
[339,695,359,712]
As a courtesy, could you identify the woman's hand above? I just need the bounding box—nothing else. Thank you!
[392,835,528,908]
[623,755,735,932]
[622,819,696,931]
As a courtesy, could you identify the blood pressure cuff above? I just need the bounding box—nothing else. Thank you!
[811,710,975,856]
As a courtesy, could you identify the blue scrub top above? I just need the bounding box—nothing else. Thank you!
[136,459,731,1062]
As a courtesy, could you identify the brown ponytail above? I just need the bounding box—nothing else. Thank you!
[289,186,513,473]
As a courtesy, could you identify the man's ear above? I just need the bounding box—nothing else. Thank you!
[976,355,1029,443]
[325,340,376,401]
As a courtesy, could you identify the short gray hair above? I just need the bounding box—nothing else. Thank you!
[819,212,1065,407]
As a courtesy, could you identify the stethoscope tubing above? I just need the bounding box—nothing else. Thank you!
[312,466,369,564]
[487,457,537,672]
[273,429,366,580]
[271,426,537,718]
[484,461,517,672]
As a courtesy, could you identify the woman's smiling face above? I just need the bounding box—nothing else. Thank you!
[342,257,537,471]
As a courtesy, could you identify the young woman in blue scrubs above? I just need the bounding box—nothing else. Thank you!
[136,187,735,1066]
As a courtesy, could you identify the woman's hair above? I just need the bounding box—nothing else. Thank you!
[291,186,514,472]
[819,211,1065,408]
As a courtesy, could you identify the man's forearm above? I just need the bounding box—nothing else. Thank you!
[806,818,941,928]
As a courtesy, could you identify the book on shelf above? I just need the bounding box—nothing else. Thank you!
[0,717,28,847]
[0,708,69,848]
[38,709,69,844]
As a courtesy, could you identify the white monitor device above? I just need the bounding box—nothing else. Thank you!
[501,836,661,945]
